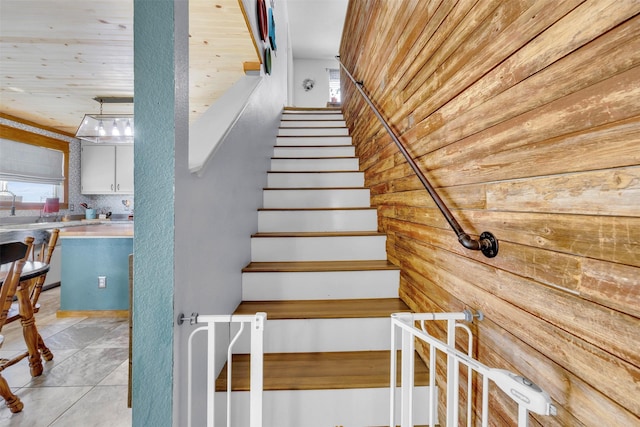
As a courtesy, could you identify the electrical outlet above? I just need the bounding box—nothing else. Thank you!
[70,204,74,211]
[98,276,107,289]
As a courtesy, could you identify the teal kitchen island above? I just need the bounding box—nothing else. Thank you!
[59,223,133,316]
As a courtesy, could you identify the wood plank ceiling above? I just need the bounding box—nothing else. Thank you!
[0,0,259,135]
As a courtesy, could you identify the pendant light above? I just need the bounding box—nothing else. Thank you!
[75,97,134,143]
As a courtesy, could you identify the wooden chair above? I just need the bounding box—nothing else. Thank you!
[5,229,59,362]
[28,228,59,316]
[0,239,32,413]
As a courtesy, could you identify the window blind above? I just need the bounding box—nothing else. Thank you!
[0,138,65,184]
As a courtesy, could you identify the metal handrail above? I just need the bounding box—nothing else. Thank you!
[337,57,498,258]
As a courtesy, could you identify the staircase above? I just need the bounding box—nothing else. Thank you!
[215,107,432,426]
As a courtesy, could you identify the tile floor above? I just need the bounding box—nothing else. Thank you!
[0,287,132,426]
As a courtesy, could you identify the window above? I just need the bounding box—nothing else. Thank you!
[0,181,62,203]
[328,68,341,103]
[0,123,69,212]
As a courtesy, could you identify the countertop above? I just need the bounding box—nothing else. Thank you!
[58,223,133,238]
[0,220,133,243]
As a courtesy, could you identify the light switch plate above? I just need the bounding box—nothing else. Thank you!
[98,276,107,288]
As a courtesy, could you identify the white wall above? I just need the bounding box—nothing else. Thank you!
[293,58,339,107]
[172,0,289,425]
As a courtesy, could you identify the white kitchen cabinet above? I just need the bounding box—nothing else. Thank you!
[81,144,133,194]
[114,144,134,193]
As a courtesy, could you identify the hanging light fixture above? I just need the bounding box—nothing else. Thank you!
[111,120,120,136]
[75,97,134,143]
[98,120,106,136]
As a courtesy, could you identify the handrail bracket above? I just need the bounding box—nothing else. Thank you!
[479,231,499,258]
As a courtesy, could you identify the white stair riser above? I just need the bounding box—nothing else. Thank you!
[242,270,400,300]
[215,387,435,427]
[280,120,346,128]
[276,136,352,146]
[273,146,355,158]
[250,235,388,262]
[278,127,349,136]
[258,208,377,232]
[267,172,364,188]
[263,189,371,208]
[232,318,397,353]
[271,158,359,172]
[282,113,343,120]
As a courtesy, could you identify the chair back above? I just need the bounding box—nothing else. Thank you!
[0,240,30,413]
[28,228,59,264]
[0,240,31,331]
[28,228,59,307]
[0,241,29,265]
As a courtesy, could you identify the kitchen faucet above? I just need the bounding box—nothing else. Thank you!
[0,189,17,216]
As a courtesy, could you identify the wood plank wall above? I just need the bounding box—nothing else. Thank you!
[339,1,640,425]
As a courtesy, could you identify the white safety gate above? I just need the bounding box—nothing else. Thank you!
[390,311,557,427]
[181,312,266,427]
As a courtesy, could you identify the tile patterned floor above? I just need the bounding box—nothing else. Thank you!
[0,287,132,426]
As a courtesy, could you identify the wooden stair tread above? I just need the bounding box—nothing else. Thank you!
[264,186,365,190]
[233,298,410,319]
[258,207,375,211]
[215,351,428,391]
[271,156,357,159]
[267,171,362,173]
[251,231,384,238]
[277,135,347,137]
[273,145,353,148]
[279,126,347,129]
[243,260,399,272]
[284,107,341,111]
[281,112,342,118]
